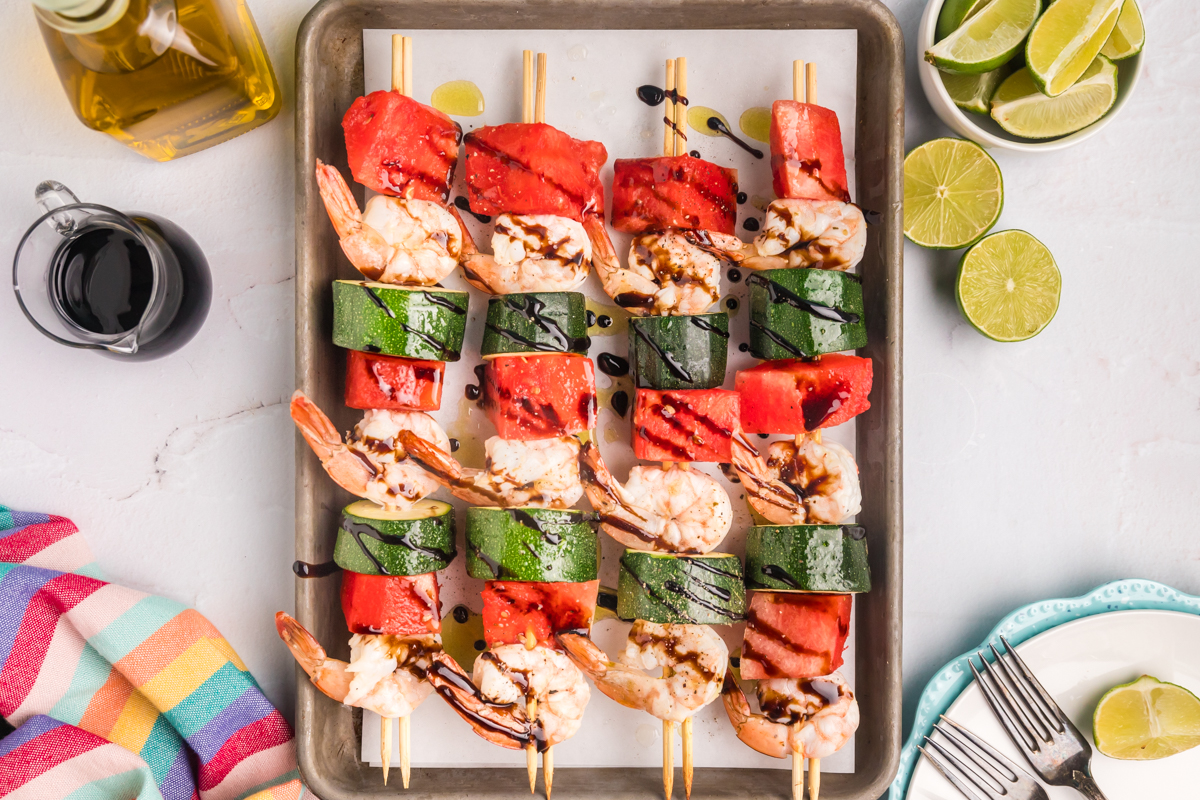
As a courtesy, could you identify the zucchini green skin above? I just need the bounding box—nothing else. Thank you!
[482,293,590,356]
[747,269,867,359]
[745,525,871,593]
[617,550,746,624]
[628,313,729,390]
[333,501,457,576]
[331,280,469,361]
[466,507,599,582]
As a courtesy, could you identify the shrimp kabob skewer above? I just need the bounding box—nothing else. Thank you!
[720,62,873,800]
[290,33,476,789]
[402,53,602,798]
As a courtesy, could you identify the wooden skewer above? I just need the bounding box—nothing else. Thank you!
[806,62,818,106]
[392,34,405,94]
[793,60,805,103]
[543,741,554,799]
[663,59,676,157]
[523,50,534,123]
[673,57,688,157]
[402,36,413,97]
[662,665,676,799]
[682,716,693,800]
[526,696,539,793]
[381,715,393,785]
[809,756,821,800]
[535,52,548,124]
[792,746,804,800]
[400,713,412,789]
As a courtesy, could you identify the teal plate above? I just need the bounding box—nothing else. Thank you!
[889,579,1200,800]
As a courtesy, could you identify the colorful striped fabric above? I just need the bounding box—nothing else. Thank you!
[0,506,305,800]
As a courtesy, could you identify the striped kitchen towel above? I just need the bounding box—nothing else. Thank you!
[0,506,305,800]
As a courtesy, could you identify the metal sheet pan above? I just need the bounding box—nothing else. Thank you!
[294,1,903,797]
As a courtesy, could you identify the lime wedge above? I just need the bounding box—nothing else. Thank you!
[936,0,994,42]
[1027,0,1123,96]
[991,56,1117,138]
[1094,676,1200,760]
[903,138,1003,250]
[925,0,1041,74]
[942,64,1013,114]
[956,230,1060,341]
[1100,0,1145,60]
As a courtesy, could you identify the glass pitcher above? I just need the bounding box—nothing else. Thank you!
[33,0,281,161]
[13,181,212,360]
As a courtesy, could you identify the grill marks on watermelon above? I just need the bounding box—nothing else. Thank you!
[464,123,607,222]
[342,91,461,203]
[633,389,739,462]
[770,101,850,203]
[611,156,739,235]
[482,354,597,439]
[735,355,873,433]
[740,592,851,680]
[481,580,600,650]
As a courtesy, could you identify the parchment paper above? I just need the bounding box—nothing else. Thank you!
[353,27,860,771]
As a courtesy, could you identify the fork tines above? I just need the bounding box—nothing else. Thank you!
[920,716,1048,800]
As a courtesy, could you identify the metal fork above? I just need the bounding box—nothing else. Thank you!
[968,635,1110,800]
[920,716,1049,800]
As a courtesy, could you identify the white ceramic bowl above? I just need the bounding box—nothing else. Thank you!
[917,0,1143,152]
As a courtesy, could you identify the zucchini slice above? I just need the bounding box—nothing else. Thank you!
[747,269,866,359]
[628,313,729,390]
[334,499,457,576]
[745,525,871,593]
[617,550,746,624]
[482,293,591,356]
[332,280,469,361]
[466,507,599,582]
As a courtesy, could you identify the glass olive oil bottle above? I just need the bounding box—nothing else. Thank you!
[34,0,281,161]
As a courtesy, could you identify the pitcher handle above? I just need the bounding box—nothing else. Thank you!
[35,180,82,235]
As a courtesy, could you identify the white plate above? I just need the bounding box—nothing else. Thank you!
[907,610,1200,800]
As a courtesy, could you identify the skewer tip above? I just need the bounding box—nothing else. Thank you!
[809,757,822,800]
[381,716,392,786]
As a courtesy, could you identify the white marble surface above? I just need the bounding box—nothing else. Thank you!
[1,1,1198,789]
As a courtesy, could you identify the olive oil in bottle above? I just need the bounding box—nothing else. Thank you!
[33,0,281,161]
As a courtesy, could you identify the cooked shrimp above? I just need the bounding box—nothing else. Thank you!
[559,622,728,723]
[315,160,464,285]
[595,229,744,316]
[474,644,590,747]
[731,430,861,525]
[742,199,866,272]
[398,431,583,509]
[290,390,448,512]
[459,213,591,293]
[721,671,859,759]
[426,651,532,751]
[579,440,731,553]
[275,612,438,719]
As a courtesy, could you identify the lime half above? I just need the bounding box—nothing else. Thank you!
[904,138,1003,250]
[1100,0,1145,60]
[943,64,1013,114]
[936,0,994,42]
[1093,675,1200,760]
[925,0,1041,74]
[1027,0,1123,96]
[991,56,1117,138]
[956,230,1060,341]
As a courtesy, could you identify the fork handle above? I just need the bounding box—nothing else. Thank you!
[1072,772,1110,800]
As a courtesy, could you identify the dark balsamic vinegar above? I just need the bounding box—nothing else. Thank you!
[52,226,154,335]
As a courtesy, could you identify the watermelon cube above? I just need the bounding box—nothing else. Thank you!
[481,580,600,650]
[740,592,851,679]
[633,389,740,462]
[341,571,442,636]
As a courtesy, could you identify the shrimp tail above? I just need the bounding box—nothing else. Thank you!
[557,632,611,680]
[583,216,619,282]
[739,254,789,271]
[290,390,375,498]
[731,428,806,525]
[275,611,355,703]
[427,651,531,751]
[720,671,789,759]
[395,431,498,506]
[315,160,362,240]
[449,205,506,294]
[557,633,649,715]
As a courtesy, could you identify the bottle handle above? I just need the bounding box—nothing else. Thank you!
[35,180,82,236]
